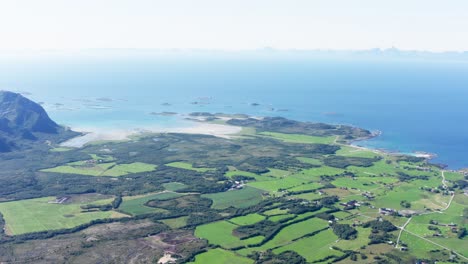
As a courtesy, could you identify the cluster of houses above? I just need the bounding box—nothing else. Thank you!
[228,180,245,191]
[362,191,375,200]
[339,200,361,209]
[378,208,419,217]
[378,208,396,216]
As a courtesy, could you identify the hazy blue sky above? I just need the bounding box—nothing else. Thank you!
[0,0,467,51]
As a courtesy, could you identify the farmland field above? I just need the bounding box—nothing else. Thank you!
[40,162,116,176]
[372,182,451,210]
[247,177,305,192]
[226,169,274,182]
[195,220,264,248]
[101,162,157,176]
[286,182,323,192]
[291,166,345,179]
[161,216,189,229]
[273,229,342,262]
[444,171,464,181]
[268,214,295,222]
[259,131,336,144]
[229,214,265,225]
[41,161,157,177]
[119,192,183,215]
[262,208,289,216]
[188,248,253,264]
[332,176,398,190]
[262,168,292,178]
[202,187,264,209]
[0,196,126,235]
[239,217,328,254]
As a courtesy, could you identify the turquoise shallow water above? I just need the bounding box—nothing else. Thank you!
[0,53,467,168]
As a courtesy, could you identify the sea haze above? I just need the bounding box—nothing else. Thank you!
[0,51,467,169]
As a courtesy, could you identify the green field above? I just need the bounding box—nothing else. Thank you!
[188,248,253,264]
[262,208,289,216]
[348,160,400,176]
[262,168,292,178]
[409,196,467,226]
[41,161,157,177]
[291,192,323,201]
[119,192,183,215]
[225,169,275,182]
[273,229,342,262]
[334,227,371,250]
[399,232,440,258]
[247,177,306,192]
[372,182,451,210]
[269,214,295,222]
[202,187,264,209]
[166,162,214,172]
[444,171,465,181]
[89,154,115,161]
[161,216,189,229]
[195,220,264,248]
[259,131,336,144]
[286,208,329,223]
[41,162,115,176]
[239,217,328,255]
[286,182,323,192]
[332,176,398,191]
[101,162,157,176]
[229,214,265,225]
[291,166,345,179]
[0,196,126,235]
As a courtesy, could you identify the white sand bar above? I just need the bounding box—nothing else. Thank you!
[60,123,242,148]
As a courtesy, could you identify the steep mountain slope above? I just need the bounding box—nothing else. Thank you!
[0,91,78,152]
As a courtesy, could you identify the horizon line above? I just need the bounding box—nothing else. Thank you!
[1,47,468,54]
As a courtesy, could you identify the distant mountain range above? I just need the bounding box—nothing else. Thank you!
[0,91,78,152]
[2,48,468,61]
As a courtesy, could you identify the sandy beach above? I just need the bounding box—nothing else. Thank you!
[60,122,242,148]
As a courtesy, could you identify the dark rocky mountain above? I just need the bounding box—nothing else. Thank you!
[0,91,78,152]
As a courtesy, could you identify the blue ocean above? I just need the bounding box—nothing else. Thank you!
[0,52,467,169]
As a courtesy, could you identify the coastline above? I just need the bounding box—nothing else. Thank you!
[349,129,439,160]
[60,112,441,167]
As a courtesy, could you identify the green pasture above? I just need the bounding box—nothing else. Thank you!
[161,216,189,229]
[188,248,253,264]
[119,192,183,215]
[166,162,214,172]
[195,220,264,249]
[229,214,265,226]
[41,161,156,177]
[202,187,264,209]
[0,196,125,235]
[259,131,335,144]
[273,229,342,262]
[240,217,328,254]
